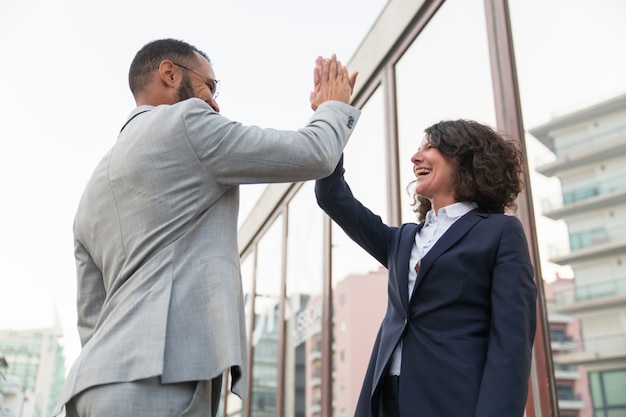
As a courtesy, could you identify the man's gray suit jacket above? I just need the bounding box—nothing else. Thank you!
[53,97,360,415]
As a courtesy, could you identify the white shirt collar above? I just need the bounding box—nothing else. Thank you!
[424,201,478,225]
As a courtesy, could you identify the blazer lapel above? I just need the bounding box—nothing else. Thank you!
[397,223,422,310]
[411,209,488,296]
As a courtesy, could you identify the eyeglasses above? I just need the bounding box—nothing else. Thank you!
[172,62,220,99]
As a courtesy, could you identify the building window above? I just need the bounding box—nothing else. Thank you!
[589,370,626,415]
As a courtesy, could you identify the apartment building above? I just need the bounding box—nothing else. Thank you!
[531,93,626,416]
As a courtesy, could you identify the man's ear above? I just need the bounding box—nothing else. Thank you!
[158,60,177,87]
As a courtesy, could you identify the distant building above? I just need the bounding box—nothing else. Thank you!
[544,275,593,417]
[254,268,387,417]
[531,93,626,416]
[331,268,387,417]
[0,327,66,417]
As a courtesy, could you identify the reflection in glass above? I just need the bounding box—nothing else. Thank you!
[509,1,626,416]
[395,0,496,225]
[224,252,254,416]
[284,182,324,417]
[330,85,388,416]
[251,216,283,417]
[332,85,388,282]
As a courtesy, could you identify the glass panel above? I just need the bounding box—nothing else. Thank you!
[332,86,388,281]
[224,252,255,416]
[395,0,496,225]
[509,4,626,415]
[251,216,283,417]
[509,0,626,273]
[284,182,324,417]
[604,370,626,406]
[589,372,604,409]
[329,85,388,417]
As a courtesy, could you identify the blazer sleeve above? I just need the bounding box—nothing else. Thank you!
[74,235,106,347]
[181,98,360,185]
[474,216,537,417]
[314,155,391,267]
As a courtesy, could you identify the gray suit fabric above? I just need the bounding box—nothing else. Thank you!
[53,97,359,415]
[65,377,220,417]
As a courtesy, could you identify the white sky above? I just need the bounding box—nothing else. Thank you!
[0,0,387,369]
[1,0,625,373]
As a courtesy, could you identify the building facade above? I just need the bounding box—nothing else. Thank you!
[0,328,66,417]
[531,93,626,416]
[544,276,593,417]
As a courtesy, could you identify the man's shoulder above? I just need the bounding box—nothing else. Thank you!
[138,98,215,119]
[177,97,215,112]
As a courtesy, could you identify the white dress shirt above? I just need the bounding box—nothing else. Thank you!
[388,201,478,376]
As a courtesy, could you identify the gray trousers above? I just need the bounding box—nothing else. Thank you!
[65,375,222,417]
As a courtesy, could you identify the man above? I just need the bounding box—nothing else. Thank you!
[53,38,359,417]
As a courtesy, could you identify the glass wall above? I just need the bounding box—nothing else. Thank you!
[329,85,388,416]
[589,370,626,417]
[395,0,496,224]
[284,182,324,417]
[509,2,626,417]
[251,216,283,417]
[224,251,255,417]
[233,1,626,416]
[509,0,626,281]
[331,86,388,282]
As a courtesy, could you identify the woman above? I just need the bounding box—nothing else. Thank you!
[315,120,537,417]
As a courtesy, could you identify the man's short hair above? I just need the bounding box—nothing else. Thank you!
[128,38,210,97]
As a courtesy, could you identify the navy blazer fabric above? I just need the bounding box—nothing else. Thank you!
[315,157,537,417]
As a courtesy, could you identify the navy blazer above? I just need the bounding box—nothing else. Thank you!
[315,157,537,417]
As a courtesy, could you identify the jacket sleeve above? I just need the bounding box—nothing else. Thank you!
[182,99,361,185]
[74,236,106,347]
[474,216,537,417]
[314,155,391,267]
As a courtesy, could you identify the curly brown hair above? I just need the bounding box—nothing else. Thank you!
[408,120,525,222]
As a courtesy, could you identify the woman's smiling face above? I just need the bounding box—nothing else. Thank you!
[410,135,459,212]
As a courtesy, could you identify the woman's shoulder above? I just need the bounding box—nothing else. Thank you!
[473,210,524,228]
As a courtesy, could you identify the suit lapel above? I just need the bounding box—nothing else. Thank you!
[411,209,487,297]
[397,223,422,310]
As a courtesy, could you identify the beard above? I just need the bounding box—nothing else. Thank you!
[176,74,195,102]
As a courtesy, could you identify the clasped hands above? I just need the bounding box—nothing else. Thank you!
[310,54,358,111]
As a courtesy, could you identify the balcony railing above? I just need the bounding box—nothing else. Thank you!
[553,276,626,306]
[552,123,626,158]
[547,224,626,259]
[551,335,577,352]
[557,392,582,402]
[554,333,626,355]
[541,173,626,212]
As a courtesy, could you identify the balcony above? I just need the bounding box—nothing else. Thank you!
[557,393,585,411]
[0,378,21,395]
[555,332,626,366]
[553,276,626,312]
[535,123,626,176]
[542,183,626,218]
[547,225,626,264]
[551,334,577,352]
[553,363,580,380]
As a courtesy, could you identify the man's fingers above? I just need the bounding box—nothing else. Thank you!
[322,57,331,84]
[328,55,338,80]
